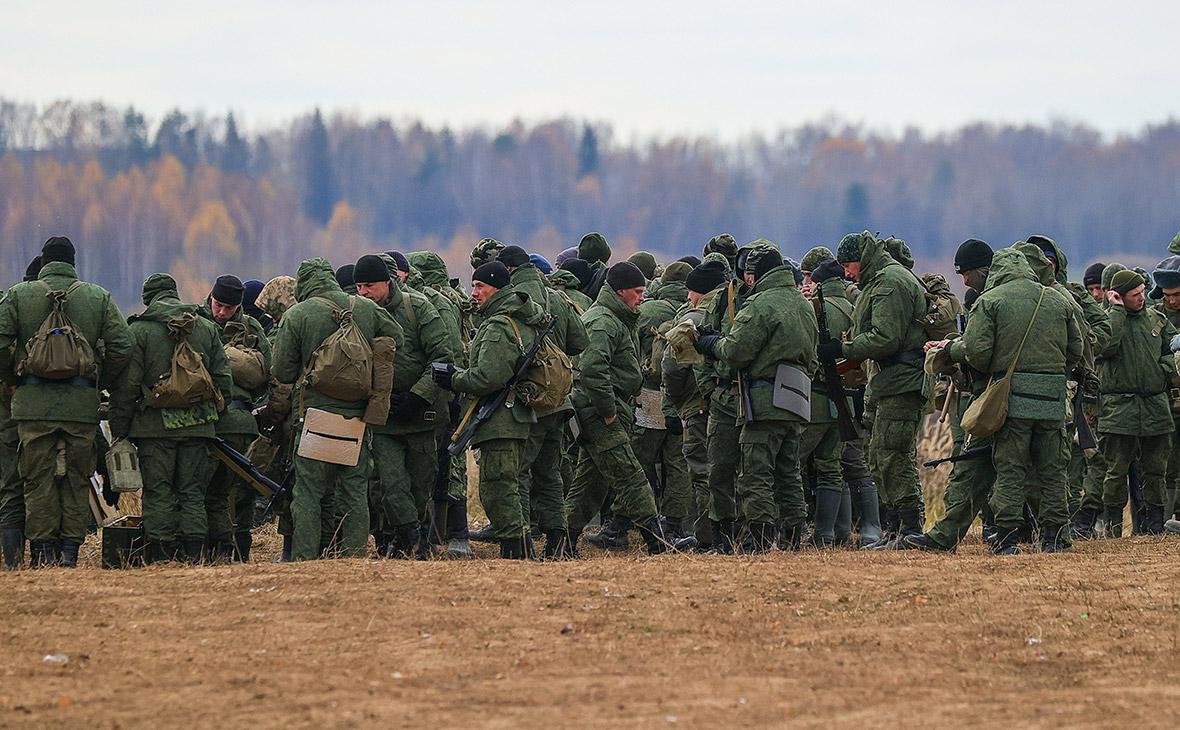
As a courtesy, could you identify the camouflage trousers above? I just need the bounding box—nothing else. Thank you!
[0,416,23,530]
[867,392,925,511]
[1165,427,1180,518]
[291,430,371,560]
[137,437,215,545]
[474,437,529,540]
[706,392,741,521]
[519,412,569,533]
[18,421,97,544]
[371,430,437,533]
[990,418,1070,535]
[927,398,996,549]
[681,411,712,531]
[800,420,842,496]
[1101,432,1169,508]
[565,414,658,537]
[738,419,807,527]
[632,425,690,520]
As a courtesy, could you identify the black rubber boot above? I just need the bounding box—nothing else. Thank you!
[210,542,236,564]
[862,507,896,550]
[709,520,735,554]
[182,539,205,565]
[1145,504,1165,535]
[1,528,24,570]
[587,515,632,550]
[146,540,171,565]
[834,487,853,545]
[901,532,955,552]
[543,529,570,560]
[499,536,527,559]
[1040,524,1071,553]
[446,497,469,540]
[637,517,671,555]
[274,534,292,563]
[58,540,80,568]
[778,523,803,551]
[392,526,419,559]
[234,532,252,563]
[810,489,842,547]
[854,480,882,546]
[1103,506,1124,538]
[469,522,498,543]
[30,541,57,568]
[1072,508,1098,540]
[989,527,1020,556]
[741,522,776,554]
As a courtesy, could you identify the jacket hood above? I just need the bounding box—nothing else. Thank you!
[594,281,639,327]
[142,273,179,307]
[1014,242,1056,286]
[38,260,78,282]
[407,251,451,287]
[482,287,543,325]
[883,237,915,270]
[295,258,343,302]
[1027,234,1068,284]
[857,235,898,284]
[752,266,797,295]
[549,270,582,290]
[983,248,1037,291]
[655,280,688,305]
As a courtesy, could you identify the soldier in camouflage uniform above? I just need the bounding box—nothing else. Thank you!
[1149,256,1180,532]
[0,238,133,567]
[109,273,232,563]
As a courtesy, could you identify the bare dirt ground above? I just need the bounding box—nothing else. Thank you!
[2,530,1178,729]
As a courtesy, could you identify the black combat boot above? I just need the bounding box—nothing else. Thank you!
[210,541,236,565]
[30,541,56,568]
[637,517,671,555]
[709,520,735,554]
[469,522,498,543]
[523,534,538,561]
[182,539,205,565]
[275,534,293,563]
[809,489,842,547]
[392,525,419,559]
[834,487,853,546]
[853,479,882,546]
[499,536,527,559]
[587,515,632,550]
[445,497,473,557]
[59,540,80,568]
[862,505,895,550]
[543,529,570,560]
[900,532,955,552]
[1145,504,1165,535]
[1,528,24,570]
[989,527,1020,556]
[741,522,776,554]
[1102,506,1124,538]
[778,522,803,551]
[898,508,924,538]
[234,532,252,563]
[1040,524,1071,553]
[1072,508,1098,540]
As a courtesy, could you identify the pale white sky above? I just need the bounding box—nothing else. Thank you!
[5,0,1179,139]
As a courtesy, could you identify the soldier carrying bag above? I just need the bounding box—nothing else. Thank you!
[961,287,1045,439]
[19,281,96,381]
[303,296,374,402]
[149,312,225,411]
[222,320,268,392]
[506,316,573,413]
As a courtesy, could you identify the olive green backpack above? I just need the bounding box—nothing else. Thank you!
[19,281,96,381]
[303,296,373,402]
[222,320,268,392]
[149,313,224,410]
[506,316,573,413]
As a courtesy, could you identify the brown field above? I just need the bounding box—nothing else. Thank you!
[2,528,1178,729]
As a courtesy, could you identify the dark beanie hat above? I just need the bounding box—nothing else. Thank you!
[677,255,702,268]
[662,261,693,284]
[24,255,42,281]
[211,274,245,306]
[473,261,510,289]
[686,261,727,294]
[627,251,658,280]
[355,254,392,284]
[606,261,646,291]
[497,245,530,268]
[954,239,993,273]
[811,258,845,284]
[560,258,594,291]
[578,232,612,265]
[1110,269,1145,297]
[1083,262,1106,287]
[335,264,355,289]
[747,248,784,280]
[243,279,264,309]
[384,251,410,274]
[41,236,75,266]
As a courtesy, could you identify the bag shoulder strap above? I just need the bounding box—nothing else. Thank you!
[400,290,417,326]
[505,316,525,351]
[726,280,738,324]
[1004,287,1047,379]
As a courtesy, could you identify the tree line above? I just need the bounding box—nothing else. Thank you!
[2,98,1179,308]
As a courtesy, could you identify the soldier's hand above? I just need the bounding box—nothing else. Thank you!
[603,414,617,426]
[102,481,120,509]
[392,392,429,420]
[695,334,722,357]
[665,415,683,435]
[431,363,457,390]
[1107,289,1123,306]
[695,324,718,337]
[817,340,843,361]
[924,339,950,353]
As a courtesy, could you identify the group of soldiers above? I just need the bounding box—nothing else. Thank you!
[1,228,1178,568]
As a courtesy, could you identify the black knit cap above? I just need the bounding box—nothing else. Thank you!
[497,245,530,268]
[1083,262,1106,287]
[686,261,727,294]
[559,258,593,290]
[605,262,647,292]
[335,264,355,288]
[384,250,410,274]
[41,236,75,266]
[953,239,993,274]
[677,255,702,268]
[211,274,245,306]
[23,255,42,281]
[811,258,844,284]
[473,261,510,289]
[354,254,392,284]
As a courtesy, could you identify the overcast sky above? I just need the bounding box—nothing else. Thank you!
[5,0,1179,139]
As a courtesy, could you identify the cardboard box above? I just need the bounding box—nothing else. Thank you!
[297,408,366,466]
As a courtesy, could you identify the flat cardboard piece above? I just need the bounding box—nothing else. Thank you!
[297,408,366,466]
[773,363,812,419]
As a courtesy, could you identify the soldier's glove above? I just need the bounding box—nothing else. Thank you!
[102,480,120,509]
[665,415,683,435]
[695,324,718,337]
[695,334,722,358]
[431,363,457,390]
[391,392,430,420]
[817,340,844,362]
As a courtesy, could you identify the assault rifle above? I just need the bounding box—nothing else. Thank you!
[430,398,462,545]
[1071,376,1097,450]
[923,444,991,469]
[814,285,860,441]
[445,315,558,456]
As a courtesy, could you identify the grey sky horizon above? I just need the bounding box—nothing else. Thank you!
[5,0,1180,140]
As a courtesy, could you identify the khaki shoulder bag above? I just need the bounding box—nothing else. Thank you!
[961,288,1045,439]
